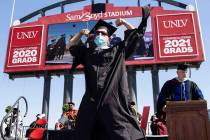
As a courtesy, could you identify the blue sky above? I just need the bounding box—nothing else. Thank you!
[0,0,210,129]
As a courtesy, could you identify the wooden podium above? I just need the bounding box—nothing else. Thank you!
[166,100,210,140]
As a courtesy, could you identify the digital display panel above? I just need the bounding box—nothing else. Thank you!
[45,17,153,66]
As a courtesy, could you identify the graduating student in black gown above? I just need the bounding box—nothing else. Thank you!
[68,7,150,140]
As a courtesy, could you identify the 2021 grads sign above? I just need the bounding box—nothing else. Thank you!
[156,13,198,58]
[6,25,43,67]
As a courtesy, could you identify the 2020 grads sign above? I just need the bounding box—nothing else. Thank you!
[7,25,44,67]
[156,13,198,58]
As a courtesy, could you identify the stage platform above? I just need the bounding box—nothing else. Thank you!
[43,130,168,140]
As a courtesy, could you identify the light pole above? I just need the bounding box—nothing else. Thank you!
[10,0,16,26]
[193,0,206,59]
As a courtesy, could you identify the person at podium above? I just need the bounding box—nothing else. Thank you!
[157,64,204,118]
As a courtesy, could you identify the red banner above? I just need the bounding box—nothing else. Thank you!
[38,4,142,24]
[156,13,199,58]
[7,25,43,67]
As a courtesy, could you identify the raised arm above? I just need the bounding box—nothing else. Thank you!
[66,29,89,49]
[115,7,150,59]
[115,18,135,30]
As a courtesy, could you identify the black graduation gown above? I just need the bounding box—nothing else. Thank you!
[70,29,146,140]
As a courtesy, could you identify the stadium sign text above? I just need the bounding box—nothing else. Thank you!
[65,10,133,21]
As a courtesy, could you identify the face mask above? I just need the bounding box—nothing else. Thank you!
[94,33,108,49]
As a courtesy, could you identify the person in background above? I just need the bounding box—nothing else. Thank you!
[55,104,70,130]
[55,102,78,130]
[54,34,66,60]
[2,106,23,139]
[46,39,57,61]
[150,112,167,135]
[25,113,47,139]
[129,101,142,123]
[66,102,78,124]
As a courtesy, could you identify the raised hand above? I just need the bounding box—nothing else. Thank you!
[80,29,90,36]
[115,18,126,27]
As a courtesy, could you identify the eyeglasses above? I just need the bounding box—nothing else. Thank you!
[95,31,108,36]
[177,70,187,73]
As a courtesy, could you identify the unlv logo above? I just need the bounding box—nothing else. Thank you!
[157,13,194,35]
[11,25,43,46]
[162,19,188,29]
[16,31,39,39]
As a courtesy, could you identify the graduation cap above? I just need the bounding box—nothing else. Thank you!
[177,64,188,71]
[61,34,65,37]
[130,101,136,106]
[13,108,19,113]
[89,20,117,37]
[51,39,56,42]
[68,101,75,106]
[36,113,46,119]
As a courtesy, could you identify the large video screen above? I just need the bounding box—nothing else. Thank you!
[45,17,153,66]
[4,5,204,74]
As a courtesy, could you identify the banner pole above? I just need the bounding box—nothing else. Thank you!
[193,0,206,60]
[10,0,16,27]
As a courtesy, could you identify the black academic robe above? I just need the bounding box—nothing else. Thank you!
[157,78,204,117]
[69,29,146,140]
